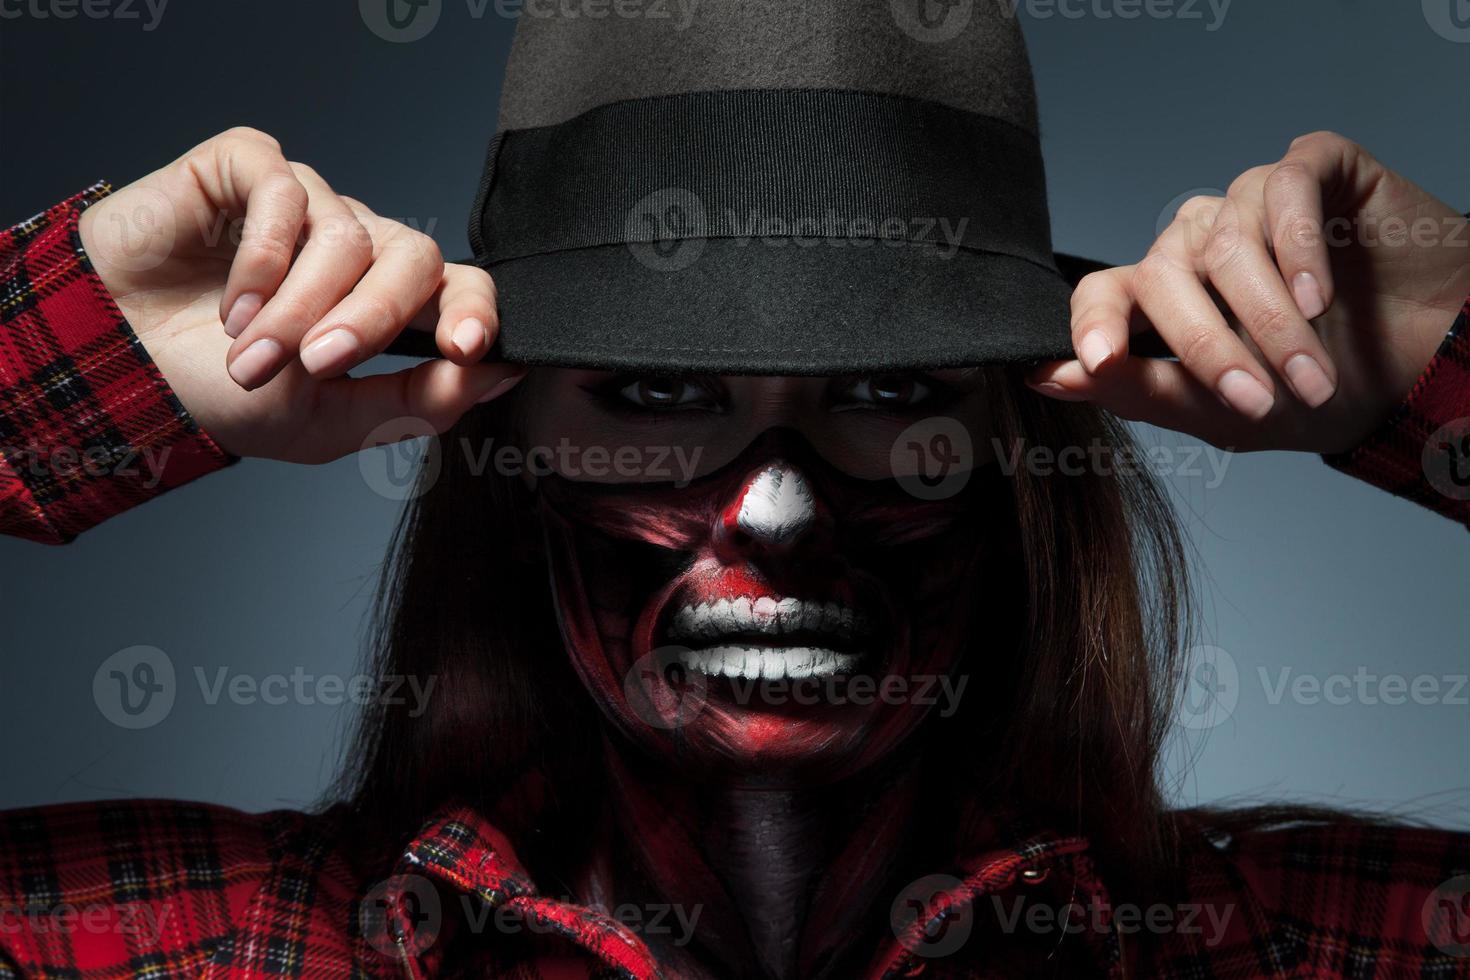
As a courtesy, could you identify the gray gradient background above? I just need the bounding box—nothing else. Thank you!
[0,1,1466,825]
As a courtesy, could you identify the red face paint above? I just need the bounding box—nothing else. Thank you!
[539,428,1002,783]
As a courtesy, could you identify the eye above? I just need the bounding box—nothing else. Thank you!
[833,374,935,411]
[614,376,722,411]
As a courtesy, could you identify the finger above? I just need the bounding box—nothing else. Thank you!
[315,360,528,460]
[294,209,446,378]
[192,129,310,339]
[1262,159,1332,321]
[1130,249,1278,421]
[1069,266,1136,374]
[411,262,499,364]
[1026,358,1246,448]
[1202,198,1338,408]
[225,164,374,390]
[1264,131,1381,322]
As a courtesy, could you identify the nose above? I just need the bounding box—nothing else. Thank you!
[714,460,831,560]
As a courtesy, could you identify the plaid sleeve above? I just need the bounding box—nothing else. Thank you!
[1325,292,1470,526]
[0,183,234,545]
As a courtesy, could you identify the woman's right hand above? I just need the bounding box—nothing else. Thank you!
[76,126,523,463]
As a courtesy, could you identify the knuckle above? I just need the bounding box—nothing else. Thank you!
[1202,222,1247,272]
[288,161,324,185]
[1289,130,1347,154]
[1273,211,1322,253]
[1176,328,1225,368]
[1227,166,1270,198]
[1241,302,1298,346]
[220,126,280,152]
[1131,253,1179,296]
[354,293,404,336]
[401,229,444,271]
[1177,195,1223,228]
[239,231,297,271]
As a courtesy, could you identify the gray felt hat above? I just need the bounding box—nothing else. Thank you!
[390,1,1107,372]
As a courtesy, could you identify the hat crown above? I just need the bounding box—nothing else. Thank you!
[497,0,1039,133]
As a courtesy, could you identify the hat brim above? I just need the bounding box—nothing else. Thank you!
[385,241,1130,372]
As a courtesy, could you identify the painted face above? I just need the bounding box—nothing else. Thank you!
[520,371,1009,782]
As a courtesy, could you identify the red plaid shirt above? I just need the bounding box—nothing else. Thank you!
[2,187,1469,978]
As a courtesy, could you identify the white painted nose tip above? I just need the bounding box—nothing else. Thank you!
[735,464,817,545]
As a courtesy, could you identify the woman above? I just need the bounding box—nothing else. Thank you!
[3,11,1469,980]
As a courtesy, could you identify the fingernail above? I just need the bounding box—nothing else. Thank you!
[477,371,526,404]
[300,328,361,376]
[224,292,264,339]
[228,338,283,390]
[452,317,488,359]
[1077,331,1114,374]
[1284,353,1336,408]
[1216,369,1275,421]
[1292,272,1326,320]
[1025,379,1089,402]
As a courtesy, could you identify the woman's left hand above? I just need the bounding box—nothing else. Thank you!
[1028,131,1470,454]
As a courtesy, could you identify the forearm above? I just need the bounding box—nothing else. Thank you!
[0,184,234,544]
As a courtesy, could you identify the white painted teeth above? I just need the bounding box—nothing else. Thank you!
[673,645,860,681]
[666,597,869,643]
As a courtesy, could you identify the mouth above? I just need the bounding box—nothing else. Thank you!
[663,596,874,681]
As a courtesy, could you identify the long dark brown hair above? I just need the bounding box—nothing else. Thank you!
[334,370,1194,899]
